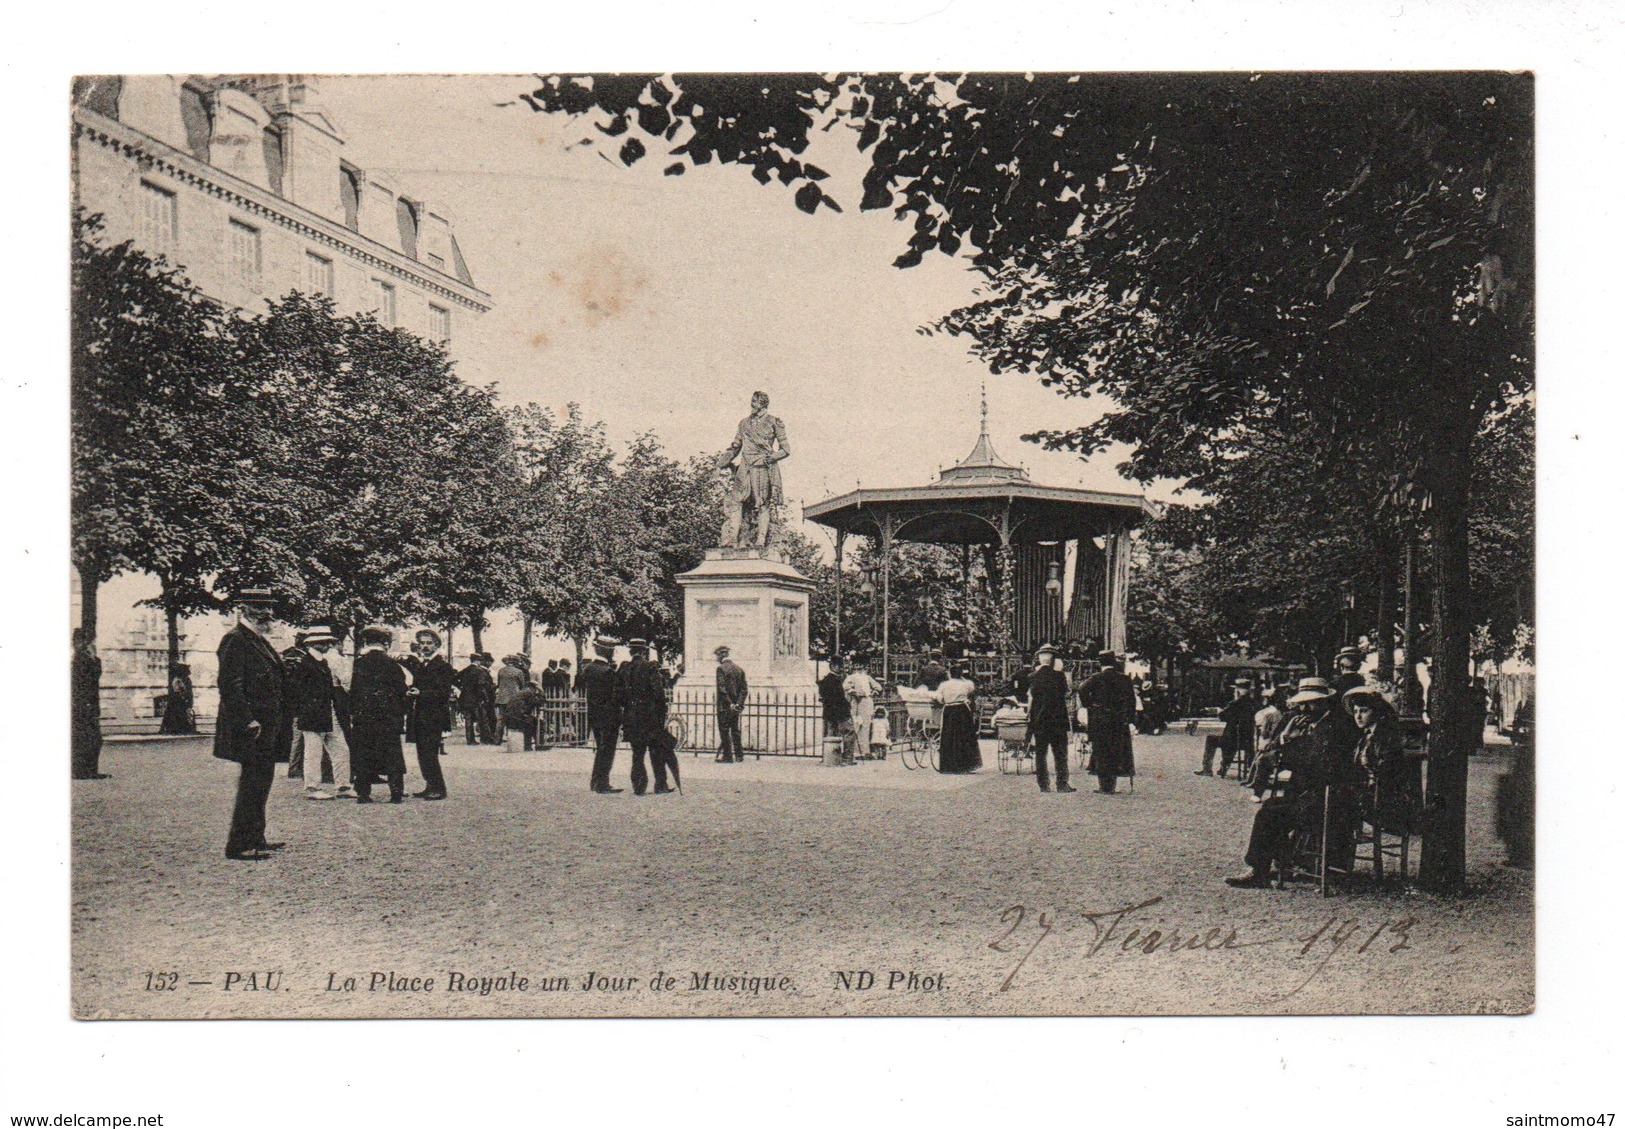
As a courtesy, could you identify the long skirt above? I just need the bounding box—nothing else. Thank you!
[937,703,983,774]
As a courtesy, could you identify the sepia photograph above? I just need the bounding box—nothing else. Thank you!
[63,68,1540,1023]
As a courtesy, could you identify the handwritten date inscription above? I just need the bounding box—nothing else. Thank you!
[990,897,1420,1000]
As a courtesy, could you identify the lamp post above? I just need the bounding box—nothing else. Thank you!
[1339,580,1355,646]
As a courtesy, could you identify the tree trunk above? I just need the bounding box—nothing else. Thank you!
[470,609,486,654]
[1401,534,1422,714]
[1374,536,1396,683]
[1419,424,1477,893]
[72,563,103,779]
[159,573,183,672]
[522,615,534,654]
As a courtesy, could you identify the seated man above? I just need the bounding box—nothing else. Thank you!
[1225,677,1361,888]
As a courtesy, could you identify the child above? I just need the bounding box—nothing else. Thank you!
[868,707,891,760]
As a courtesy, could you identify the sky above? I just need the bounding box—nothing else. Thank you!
[314,74,1155,561]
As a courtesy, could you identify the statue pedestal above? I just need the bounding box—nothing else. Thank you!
[675,549,817,694]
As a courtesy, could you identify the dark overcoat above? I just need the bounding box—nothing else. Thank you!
[579,658,622,730]
[405,654,457,735]
[213,625,288,765]
[457,662,493,707]
[716,660,749,714]
[349,649,409,777]
[289,649,338,734]
[1078,668,1135,778]
[1027,666,1071,736]
[620,658,669,744]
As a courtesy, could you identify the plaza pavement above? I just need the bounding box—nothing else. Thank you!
[72,727,1533,1018]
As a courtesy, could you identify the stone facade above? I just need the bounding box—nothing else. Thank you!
[72,75,493,729]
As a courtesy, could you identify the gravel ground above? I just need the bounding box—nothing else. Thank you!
[72,729,1532,1018]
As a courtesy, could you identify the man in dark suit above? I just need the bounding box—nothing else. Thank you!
[457,654,486,745]
[916,653,949,692]
[714,645,748,763]
[349,626,410,804]
[465,653,499,745]
[622,639,673,795]
[1028,644,1074,793]
[403,628,456,800]
[818,656,853,764]
[214,589,289,860]
[580,636,624,794]
[1078,650,1136,794]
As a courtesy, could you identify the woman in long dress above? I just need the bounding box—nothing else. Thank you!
[932,663,982,774]
[159,663,196,734]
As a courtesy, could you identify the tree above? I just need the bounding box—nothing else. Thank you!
[508,403,621,651]
[516,72,1533,890]
[221,293,508,641]
[71,212,237,774]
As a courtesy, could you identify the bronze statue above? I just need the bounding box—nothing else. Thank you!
[716,390,790,550]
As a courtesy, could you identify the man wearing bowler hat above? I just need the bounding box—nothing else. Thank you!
[1028,643,1074,793]
[350,626,411,804]
[1077,650,1135,794]
[622,638,674,795]
[1202,676,1259,779]
[714,645,748,764]
[1331,645,1367,696]
[580,636,624,794]
[214,589,289,860]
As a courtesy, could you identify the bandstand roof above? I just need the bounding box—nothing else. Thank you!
[804,395,1158,544]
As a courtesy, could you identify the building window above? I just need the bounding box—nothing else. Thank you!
[340,169,361,232]
[304,252,333,297]
[139,181,177,254]
[228,219,262,290]
[371,279,396,326]
[428,303,451,344]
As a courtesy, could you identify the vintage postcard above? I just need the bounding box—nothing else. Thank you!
[68,71,1534,1020]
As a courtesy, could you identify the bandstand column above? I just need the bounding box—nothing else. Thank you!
[833,530,845,660]
[994,504,1015,663]
[880,512,896,683]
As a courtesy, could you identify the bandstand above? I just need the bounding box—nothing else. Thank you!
[804,398,1158,685]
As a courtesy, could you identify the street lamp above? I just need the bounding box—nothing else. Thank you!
[1339,580,1354,645]
[859,566,877,596]
[1045,560,1063,597]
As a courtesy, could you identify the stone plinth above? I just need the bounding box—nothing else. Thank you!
[675,549,817,695]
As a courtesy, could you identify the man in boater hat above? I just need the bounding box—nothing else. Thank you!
[404,628,456,800]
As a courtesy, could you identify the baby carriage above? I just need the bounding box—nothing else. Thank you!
[994,705,1033,775]
[897,688,940,771]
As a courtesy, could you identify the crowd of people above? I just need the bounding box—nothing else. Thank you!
[208,583,1446,879]
[213,585,697,859]
[1211,645,1431,890]
[814,643,1138,790]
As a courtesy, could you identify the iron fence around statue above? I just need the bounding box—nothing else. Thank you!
[530,690,825,758]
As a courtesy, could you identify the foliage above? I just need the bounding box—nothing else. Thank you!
[515,70,1532,888]
[1125,533,1226,664]
[1468,399,1535,660]
[219,293,521,638]
[72,212,242,594]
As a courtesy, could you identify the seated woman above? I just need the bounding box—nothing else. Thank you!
[1344,685,1413,826]
[931,663,983,774]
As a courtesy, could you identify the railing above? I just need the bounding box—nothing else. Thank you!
[528,691,826,759]
[887,651,1102,692]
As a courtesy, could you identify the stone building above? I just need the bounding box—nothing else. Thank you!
[72,74,494,730]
